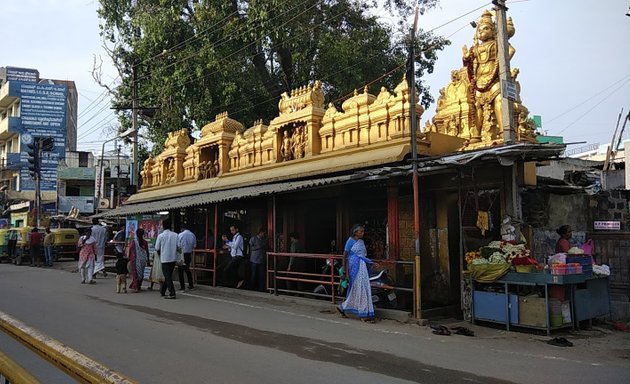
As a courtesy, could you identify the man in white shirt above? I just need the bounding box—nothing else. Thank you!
[155,220,179,299]
[177,224,197,291]
[222,225,245,288]
[91,219,108,277]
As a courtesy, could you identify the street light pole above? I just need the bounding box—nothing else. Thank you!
[131,65,139,187]
[96,136,121,214]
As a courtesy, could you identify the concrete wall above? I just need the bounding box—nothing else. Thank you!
[523,189,630,319]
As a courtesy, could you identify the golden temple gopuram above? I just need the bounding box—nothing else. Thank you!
[137,9,536,196]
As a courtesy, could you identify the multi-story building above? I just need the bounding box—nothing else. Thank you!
[0,66,77,224]
[57,151,96,215]
[95,148,132,212]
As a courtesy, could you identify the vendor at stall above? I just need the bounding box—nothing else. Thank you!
[555,225,572,253]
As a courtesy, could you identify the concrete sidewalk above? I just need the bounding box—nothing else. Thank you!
[48,259,630,363]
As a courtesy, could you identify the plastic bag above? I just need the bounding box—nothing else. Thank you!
[548,253,566,265]
[580,239,593,255]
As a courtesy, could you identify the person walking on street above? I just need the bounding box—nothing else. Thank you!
[7,226,18,262]
[43,228,54,267]
[177,224,197,291]
[249,228,267,291]
[91,219,108,277]
[127,228,149,292]
[29,227,43,267]
[222,225,245,288]
[337,224,377,323]
[77,229,96,284]
[155,220,179,299]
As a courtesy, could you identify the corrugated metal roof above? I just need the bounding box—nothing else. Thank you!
[96,174,360,218]
[416,143,566,167]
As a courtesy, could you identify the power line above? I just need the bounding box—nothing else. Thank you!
[545,73,630,126]
[135,0,317,84]
[134,9,241,70]
[221,10,482,120]
[90,1,492,147]
[557,77,630,134]
[135,0,321,93]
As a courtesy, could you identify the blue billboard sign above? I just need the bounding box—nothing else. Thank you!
[18,82,68,192]
[6,67,39,83]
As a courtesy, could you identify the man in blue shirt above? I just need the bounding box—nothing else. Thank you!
[177,224,197,291]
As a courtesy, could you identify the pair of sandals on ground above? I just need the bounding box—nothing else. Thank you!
[429,323,475,336]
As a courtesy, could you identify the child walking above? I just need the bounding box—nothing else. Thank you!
[115,254,128,293]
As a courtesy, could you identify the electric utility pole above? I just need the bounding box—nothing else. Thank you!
[131,65,139,187]
[408,6,423,320]
[494,0,516,143]
[493,0,521,235]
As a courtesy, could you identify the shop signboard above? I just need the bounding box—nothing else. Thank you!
[594,221,620,231]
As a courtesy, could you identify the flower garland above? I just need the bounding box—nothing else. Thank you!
[466,240,534,266]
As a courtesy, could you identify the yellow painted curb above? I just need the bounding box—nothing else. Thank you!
[0,350,41,384]
[0,311,137,384]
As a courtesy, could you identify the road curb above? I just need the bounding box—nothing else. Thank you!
[0,350,41,384]
[0,311,137,384]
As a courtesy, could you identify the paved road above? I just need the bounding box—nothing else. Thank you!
[0,263,628,383]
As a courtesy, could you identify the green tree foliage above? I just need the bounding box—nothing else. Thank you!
[97,0,447,152]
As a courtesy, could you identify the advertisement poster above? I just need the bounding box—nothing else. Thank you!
[127,215,162,257]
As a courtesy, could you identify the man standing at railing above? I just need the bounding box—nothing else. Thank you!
[222,225,245,289]
[249,228,267,291]
[177,223,196,292]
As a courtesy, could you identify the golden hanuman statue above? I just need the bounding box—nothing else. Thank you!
[462,10,514,142]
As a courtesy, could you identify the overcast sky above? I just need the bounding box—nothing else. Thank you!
[4,0,630,156]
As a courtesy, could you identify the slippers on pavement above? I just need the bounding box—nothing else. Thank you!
[547,337,573,347]
[429,323,451,336]
[452,326,475,337]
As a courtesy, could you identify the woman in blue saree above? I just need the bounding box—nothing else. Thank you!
[337,224,376,322]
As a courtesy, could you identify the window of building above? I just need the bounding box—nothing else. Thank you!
[78,152,88,167]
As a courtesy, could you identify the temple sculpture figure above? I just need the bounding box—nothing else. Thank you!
[425,9,536,146]
[462,10,511,142]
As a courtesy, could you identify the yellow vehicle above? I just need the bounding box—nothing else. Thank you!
[9,227,45,265]
[0,228,8,263]
[50,228,80,261]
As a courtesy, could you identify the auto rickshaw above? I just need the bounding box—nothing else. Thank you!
[0,228,8,263]
[51,228,80,261]
[12,227,45,265]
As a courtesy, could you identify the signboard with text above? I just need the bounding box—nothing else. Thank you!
[17,82,68,192]
[594,221,621,230]
[5,67,39,83]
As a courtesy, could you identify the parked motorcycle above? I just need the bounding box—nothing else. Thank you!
[313,258,347,298]
[369,268,398,309]
[314,259,397,309]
